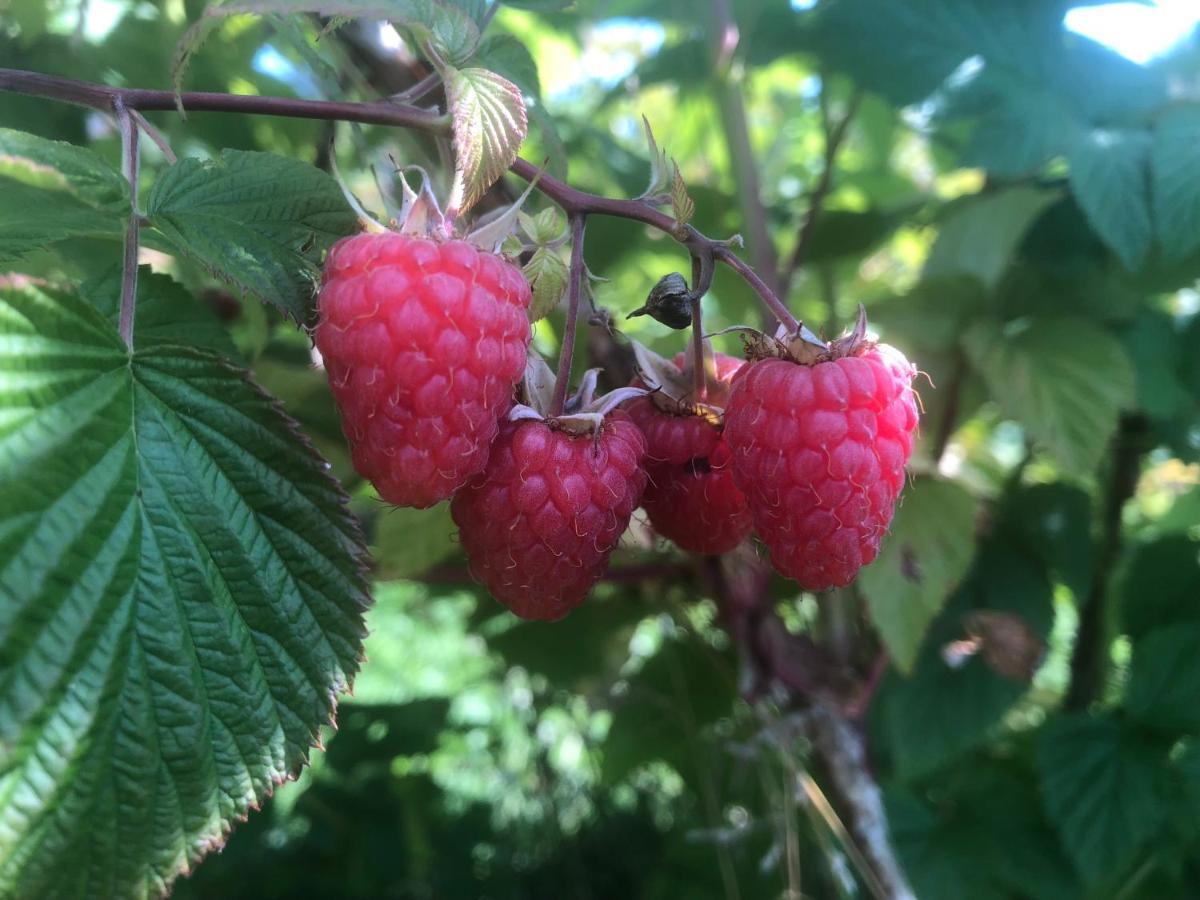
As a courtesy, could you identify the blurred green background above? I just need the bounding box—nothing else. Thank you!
[4,0,1200,897]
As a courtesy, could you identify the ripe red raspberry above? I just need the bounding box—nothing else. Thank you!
[625,353,751,554]
[724,344,918,589]
[315,232,531,508]
[450,414,647,620]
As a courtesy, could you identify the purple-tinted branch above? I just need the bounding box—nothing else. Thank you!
[0,68,796,329]
[714,245,799,330]
[550,215,587,417]
[689,253,710,400]
[115,98,139,351]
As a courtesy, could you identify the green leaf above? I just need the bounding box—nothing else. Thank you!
[0,128,129,262]
[523,244,568,321]
[876,541,1054,779]
[888,790,1007,900]
[812,0,1034,106]
[601,633,736,785]
[475,34,541,100]
[79,265,238,359]
[860,477,980,673]
[1037,713,1169,885]
[174,1,481,89]
[0,128,128,208]
[804,207,910,265]
[1127,624,1200,735]
[372,502,459,580]
[669,162,694,228]
[963,316,1135,473]
[996,482,1093,598]
[1122,307,1195,422]
[924,187,1059,290]
[0,280,369,896]
[488,595,649,690]
[1120,537,1200,639]
[526,104,568,181]
[1152,108,1200,261]
[1067,128,1153,271]
[145,150,357,321]
[959,89,1077,178]
[889,760,1076,900]
[445,66,528,214]
[351,582,491,705]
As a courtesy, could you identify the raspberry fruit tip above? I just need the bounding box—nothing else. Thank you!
[724,311,919,590]
[316,231,532,508]
[625,350,752,555]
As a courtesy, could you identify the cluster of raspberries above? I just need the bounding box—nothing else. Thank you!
[316,233,918,621]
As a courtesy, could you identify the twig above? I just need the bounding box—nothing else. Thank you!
[129,108,177,163]
[550,214,586,417]
[0,67,797,331]
[388,71,440,104]
[713,245,799,330]
[778,86,861,299]
[115,98,140,351]
[479,0,501,32]
[1065,413,1150,710]
[689,252,712,399]
[708,0,780,306]
[806,706,916,900]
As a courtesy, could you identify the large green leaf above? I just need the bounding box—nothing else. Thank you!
[372,502,459,581]
[1120,537,1200,640]
[1126,624,1200,736]
[0,281,369,896]
[812,0,1051,106]
[145,150,357,321]
[488,593,649,690]
[924,187,1058,290]
[80,266,238,359]
[860,477,980,673]
[997,482,1093,598]
[1152,108,1200,261]
[601,633,736,785]
[0,128,129,262]
[174,1,482,89]
[889,760,1076,900]
[1067,128,1153,272]
[1037,713,1170,886]
[963,316,1135,473]
[875,541,1053,779]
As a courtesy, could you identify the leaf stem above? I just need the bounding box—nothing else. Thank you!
[0,67,795,331]
[550,214,586,418]
[115,97,140,352]
[689,253,712,400]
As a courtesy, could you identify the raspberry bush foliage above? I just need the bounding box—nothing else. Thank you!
[2,1,1200,898]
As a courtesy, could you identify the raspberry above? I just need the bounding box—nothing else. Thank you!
[626,353,751,554]
[315,232,531,508]
[724,344,918,590]
[450,414,647,620]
